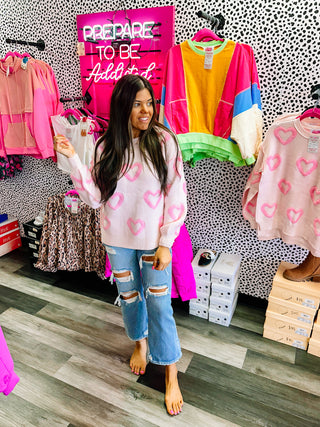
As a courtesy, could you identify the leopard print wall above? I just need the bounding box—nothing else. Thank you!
[0,0,319,299]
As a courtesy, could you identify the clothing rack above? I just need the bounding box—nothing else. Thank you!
[5,38,45,51]
[311,84,320,107]
[60,91,92,105]
[196,11,225,33]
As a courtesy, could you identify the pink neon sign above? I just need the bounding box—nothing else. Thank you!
[76,6,175,119]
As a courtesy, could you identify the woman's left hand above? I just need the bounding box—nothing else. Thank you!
[153,246,172,270]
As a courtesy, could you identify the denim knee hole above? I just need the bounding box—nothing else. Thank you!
[147,285,169,298]
[140,253,156,269]
[113,270,134,283]
[120,290,141,304]
[104,245,117,255]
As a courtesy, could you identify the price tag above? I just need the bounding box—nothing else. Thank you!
[71,198,79,214]
[204,46,214,69]
[308,135,319,153]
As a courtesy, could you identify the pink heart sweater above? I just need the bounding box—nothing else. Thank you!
[68,128,187,250]
[242,113,320,256]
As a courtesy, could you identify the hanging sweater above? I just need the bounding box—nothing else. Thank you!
[160,39,262,166]
[0,54,63,158]
[242,114,320,255]
[68,129,187,250]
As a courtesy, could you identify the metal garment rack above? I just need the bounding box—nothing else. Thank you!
[5,38,45,51]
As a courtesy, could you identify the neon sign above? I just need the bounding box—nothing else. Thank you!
[77,7,175,119]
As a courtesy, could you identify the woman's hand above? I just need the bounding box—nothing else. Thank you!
[53,134,76,158]
[153,246,172,270]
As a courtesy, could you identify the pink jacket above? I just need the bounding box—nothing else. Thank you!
[171,224,197,301]
[0,327,19,395]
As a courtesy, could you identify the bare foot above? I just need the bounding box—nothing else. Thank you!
[165,363,183,415]
[130,338,147,375]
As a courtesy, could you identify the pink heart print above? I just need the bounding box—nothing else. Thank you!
[124,163,142,181]
[143,190,162,209]
[250,172,261,185]
[310,186,320,205]
[296,158,318,176]
[168,204,185,220]
[274,127,297,145]
[102,217,111,230]
[261,203,277,218]
[245,201,256,217]
[127,218,145,235]
[313,219,320,236]
[278,179,291,195]
[287,208,303,224]
[107,192,124,210]
[266,154,281,171]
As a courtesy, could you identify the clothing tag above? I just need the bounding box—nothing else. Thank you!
[71,198,79,214]
[204,47,214,70]
[21,57,28,70]
[308,135,319,153]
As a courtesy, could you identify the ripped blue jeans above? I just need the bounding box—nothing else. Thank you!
[104,245,182,365]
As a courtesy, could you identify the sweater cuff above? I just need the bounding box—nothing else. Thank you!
[67,153,83,173]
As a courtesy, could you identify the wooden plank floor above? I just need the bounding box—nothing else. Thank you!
[0,246,320,426]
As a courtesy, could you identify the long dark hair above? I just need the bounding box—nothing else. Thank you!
[92,74,180,202]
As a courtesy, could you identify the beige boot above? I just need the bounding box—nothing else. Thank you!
[283,252,320,282]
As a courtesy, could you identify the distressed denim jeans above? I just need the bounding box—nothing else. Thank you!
[104,245,182,365]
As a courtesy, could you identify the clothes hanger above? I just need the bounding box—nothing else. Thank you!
[65,189,79,197]
[299,86,320,121]
[192,28,224,42]
[192,11,225,42]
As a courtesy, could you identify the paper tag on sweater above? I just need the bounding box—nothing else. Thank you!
[204,47,214,69]
[308,135,319,153]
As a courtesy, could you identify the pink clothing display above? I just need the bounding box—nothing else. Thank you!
[242,114,320,255]
[0,326,19,396]
[0,52,63,158]
[68,128,187,250]
[171,224,197,301]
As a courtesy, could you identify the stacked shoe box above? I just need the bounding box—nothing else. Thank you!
[263,262,320,350]
[208,253,242,326]
[189,249,219,319]
[23,220,43,261]
[308,312,320,357]
[0,217,22,257]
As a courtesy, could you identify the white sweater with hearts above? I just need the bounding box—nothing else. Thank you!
[68,129,187,250]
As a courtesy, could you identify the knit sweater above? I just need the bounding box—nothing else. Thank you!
[242,114,320,255]
[68,129,187,250]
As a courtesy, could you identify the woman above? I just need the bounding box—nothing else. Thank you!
[54,74,187,416]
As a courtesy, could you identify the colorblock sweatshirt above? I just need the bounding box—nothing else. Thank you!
[160,39,262,166]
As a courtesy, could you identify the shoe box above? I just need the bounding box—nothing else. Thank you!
[264,310,313,338]
[208,292,239,326]
[263,261,320,351]
[189,250,242,326]
[263,326,310,350]
[23,220,43,260]
[308,313,320,357]
[210,253,242,287]
[269,262,320,309]
[192,248,219,282]
[189,249,219,319]
[267,295,317,326]
[0,218,22,257]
